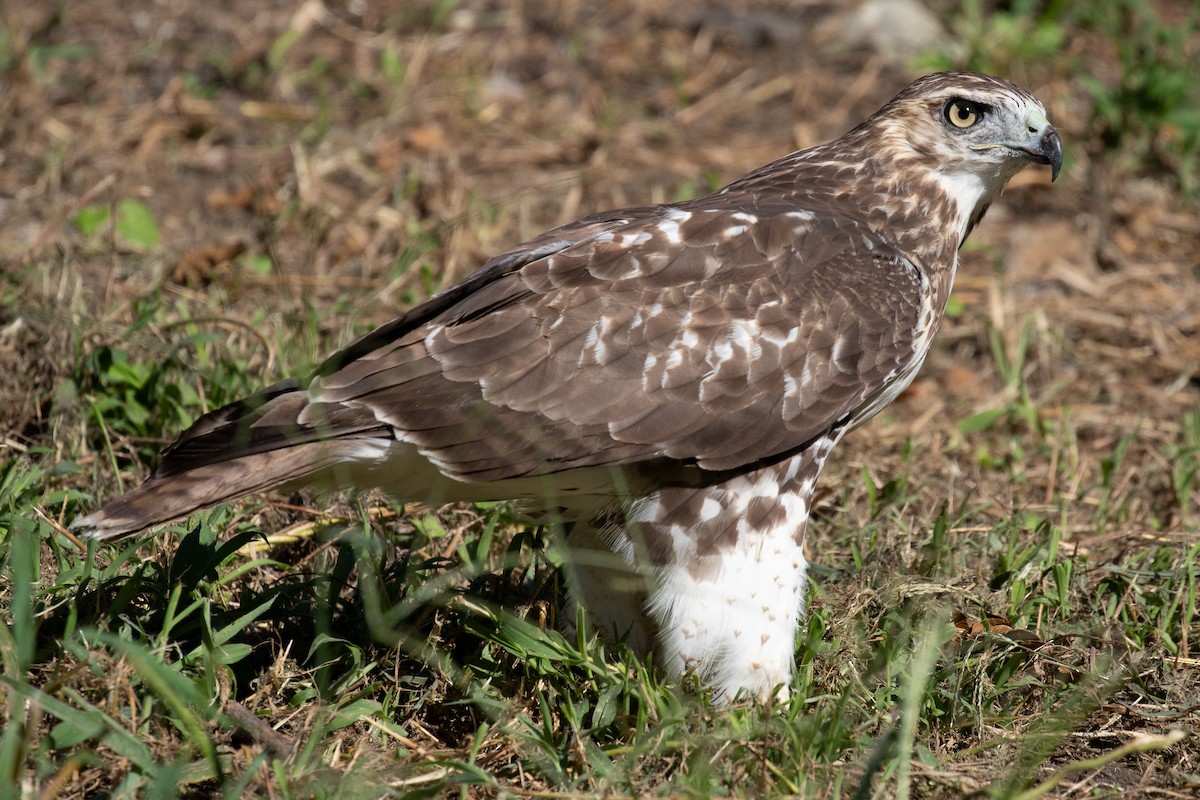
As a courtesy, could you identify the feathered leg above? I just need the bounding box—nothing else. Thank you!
[625,444,833,702]
[561,518,657,656]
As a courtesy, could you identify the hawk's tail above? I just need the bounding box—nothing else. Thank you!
[70,440,381,541]
[71,379,395,541]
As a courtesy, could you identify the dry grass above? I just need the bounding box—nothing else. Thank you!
[2,1,1199,797]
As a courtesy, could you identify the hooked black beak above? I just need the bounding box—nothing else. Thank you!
[1025,125,1063,182]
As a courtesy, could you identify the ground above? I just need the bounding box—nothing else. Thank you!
[1,1,1199,797]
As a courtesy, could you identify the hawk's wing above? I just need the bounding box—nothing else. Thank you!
[170,200,926,483]
[154,200,925,486]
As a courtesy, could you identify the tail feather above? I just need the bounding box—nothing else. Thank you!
[153,380,389,479]
[71,440,378,541]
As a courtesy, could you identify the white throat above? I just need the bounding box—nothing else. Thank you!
[929,168,997,246]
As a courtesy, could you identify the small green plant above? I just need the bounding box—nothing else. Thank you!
[1076,1,1200,193]
[1166,410,1200,525]
[918,0,1070,78]
[72,342,208,471]
[379,45,406,87]
[957,316,1045,472]
[72,199,161,251]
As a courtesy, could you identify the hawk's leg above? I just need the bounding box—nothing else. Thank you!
[561,518,657,656]
[629,446,831,702]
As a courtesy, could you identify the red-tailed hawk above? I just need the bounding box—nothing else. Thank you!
[74,72,1061,702]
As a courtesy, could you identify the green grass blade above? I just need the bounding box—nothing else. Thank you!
[88,630,223,782]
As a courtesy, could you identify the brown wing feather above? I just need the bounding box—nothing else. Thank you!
[308,200,925,479]
[133,196,923,493]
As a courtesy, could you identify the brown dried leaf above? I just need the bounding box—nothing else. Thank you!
[951,611,1040,645]
[172,242,248,287]
[408,124,448,153]
[205,186,256,212]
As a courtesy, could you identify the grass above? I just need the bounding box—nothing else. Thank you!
[2,0,1200,797]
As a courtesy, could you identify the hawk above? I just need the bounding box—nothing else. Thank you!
[73,72,1062,702]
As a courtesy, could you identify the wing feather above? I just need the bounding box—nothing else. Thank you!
[144,197,925,487]
[304,200,926,478]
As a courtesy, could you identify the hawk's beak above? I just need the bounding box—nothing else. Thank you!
[1023,125,1063,182]
[974,116,1064,181]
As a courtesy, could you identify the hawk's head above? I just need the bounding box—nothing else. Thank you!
[849,71,1063,248]
[877,72,1061,178]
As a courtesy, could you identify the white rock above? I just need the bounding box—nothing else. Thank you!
[834,0,949,61]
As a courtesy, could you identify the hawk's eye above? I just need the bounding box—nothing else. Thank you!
[944,99,982,129]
